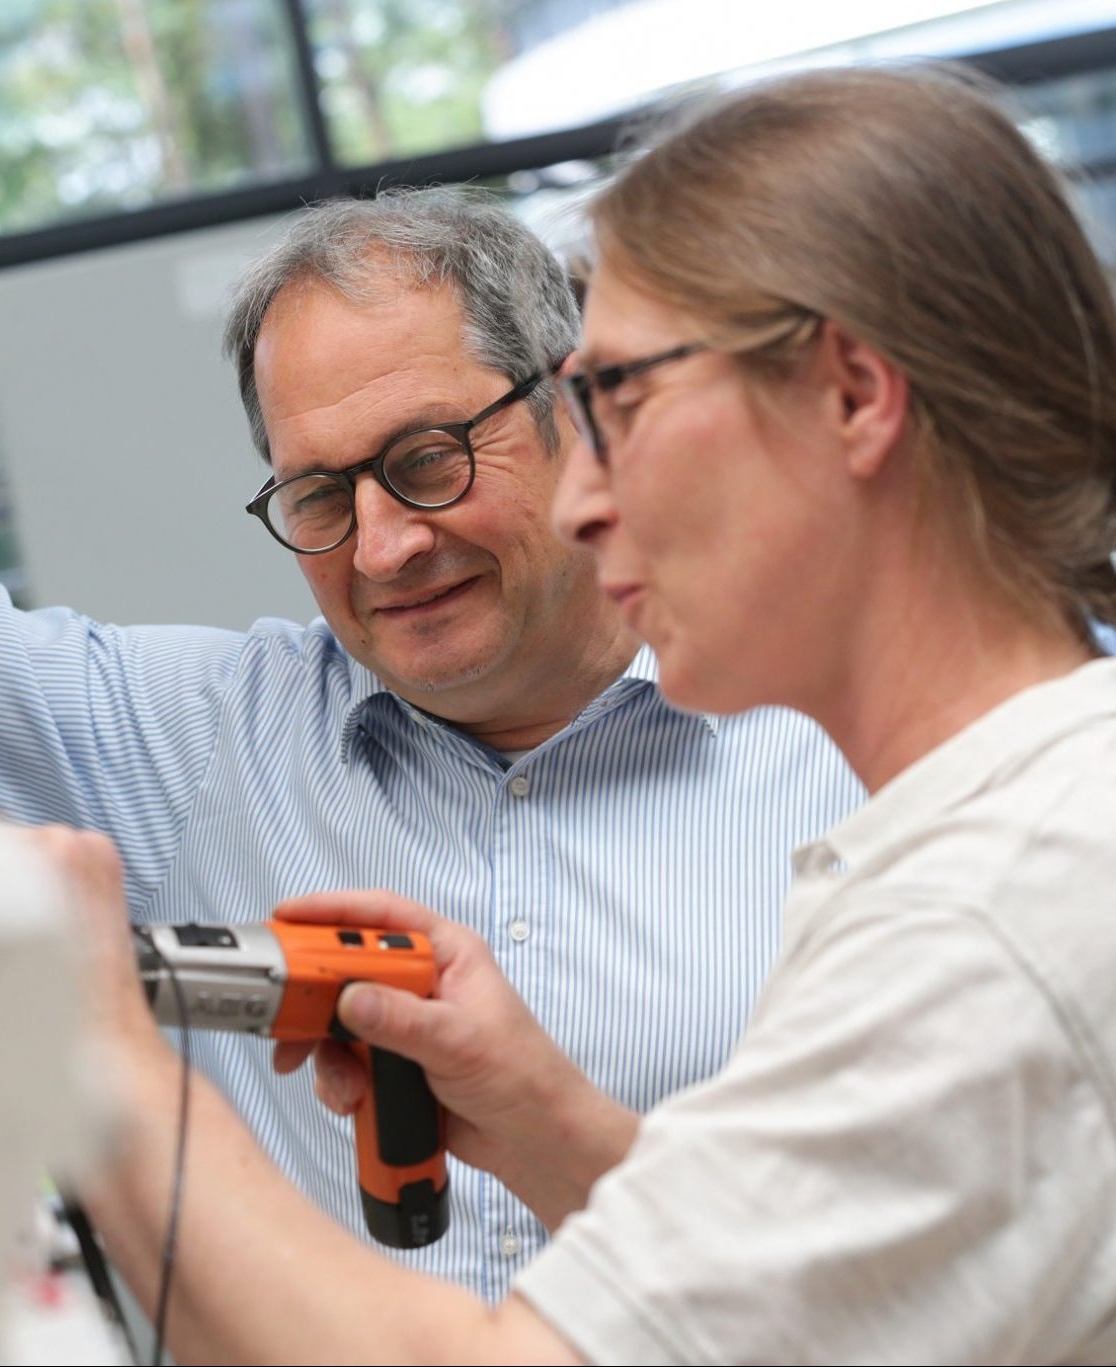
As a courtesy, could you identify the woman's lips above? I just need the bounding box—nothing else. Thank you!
[602,581,645,620]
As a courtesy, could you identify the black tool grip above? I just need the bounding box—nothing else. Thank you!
[350,1042,449,1249]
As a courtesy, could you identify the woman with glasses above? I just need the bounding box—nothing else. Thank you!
[541,59,1116,1363]
[41,60,1116,1366]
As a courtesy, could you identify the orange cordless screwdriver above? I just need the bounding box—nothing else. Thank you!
[133,919,449,1249]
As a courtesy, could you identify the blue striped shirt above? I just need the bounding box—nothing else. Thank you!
[0,590,864,1300]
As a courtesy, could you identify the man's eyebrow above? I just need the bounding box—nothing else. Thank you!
[278,404,474,479]
[381,403,473,440]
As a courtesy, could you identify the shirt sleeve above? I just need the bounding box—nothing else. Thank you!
[515,894,1116,1365]
[0,588,248,906]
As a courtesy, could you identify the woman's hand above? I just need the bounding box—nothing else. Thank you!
[23,824,159,1048]
[271,889,638,1230]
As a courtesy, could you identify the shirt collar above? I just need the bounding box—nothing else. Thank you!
[338,640,717,761]
[624,645,720,737]
[338,653,393,762]
[798,656,1116,876]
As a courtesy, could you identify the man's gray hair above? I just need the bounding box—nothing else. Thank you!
[222,186,581,462]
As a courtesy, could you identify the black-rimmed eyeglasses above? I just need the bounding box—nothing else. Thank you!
[558,343,708,463]
[246,371,547,554]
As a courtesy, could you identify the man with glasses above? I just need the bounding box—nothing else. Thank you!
[0,188,862,1296]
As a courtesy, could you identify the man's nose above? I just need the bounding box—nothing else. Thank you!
[552,433,616,549]
[349,476,438,579]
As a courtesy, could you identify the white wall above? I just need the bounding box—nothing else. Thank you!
[0,215,318,629]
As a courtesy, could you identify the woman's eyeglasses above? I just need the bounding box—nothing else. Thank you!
[559,310,823,463]
[558,343,707,463]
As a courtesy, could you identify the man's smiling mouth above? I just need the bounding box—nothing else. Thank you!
[376,577,480,614]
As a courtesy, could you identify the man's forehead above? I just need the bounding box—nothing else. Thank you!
[264,268,462,333]
[256,274,475,401]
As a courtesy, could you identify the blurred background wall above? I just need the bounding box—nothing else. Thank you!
[0,212,317,624]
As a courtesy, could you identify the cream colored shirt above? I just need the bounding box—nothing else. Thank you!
[518,659,1116,1364]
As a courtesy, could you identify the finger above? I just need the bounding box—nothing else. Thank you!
[272,889,438,935]
[28,825,124,898]
[336,982,456,1076]
[313,1039,366,1116]
[271,891,472,972]
[272,1040,313,1075]
[23,827,156,1041]
[27,827,129,952]
[275,1037,366,1113]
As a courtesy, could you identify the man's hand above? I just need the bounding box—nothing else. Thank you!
[271,889,638,1230]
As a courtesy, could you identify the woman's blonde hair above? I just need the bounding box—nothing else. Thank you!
[591,62,1116,637]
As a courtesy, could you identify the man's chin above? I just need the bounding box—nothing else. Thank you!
[368,652,497,706]
[399,663,490,696]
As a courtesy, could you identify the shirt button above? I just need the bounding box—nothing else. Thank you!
[500,1231,521,1257]
[508,919,529,943]
[509,774,530,797]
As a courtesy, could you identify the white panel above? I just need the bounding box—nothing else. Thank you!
[0,216,318,629]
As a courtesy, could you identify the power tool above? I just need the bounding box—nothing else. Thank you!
[132,919,448,1250]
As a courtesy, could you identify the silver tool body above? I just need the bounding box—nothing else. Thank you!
[134,922,287,1034]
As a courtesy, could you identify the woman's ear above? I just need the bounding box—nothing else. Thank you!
[817,320,910,479]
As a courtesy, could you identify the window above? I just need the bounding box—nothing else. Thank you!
[0,0,313,234]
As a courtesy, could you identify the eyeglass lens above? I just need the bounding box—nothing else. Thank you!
[266,429,473,551]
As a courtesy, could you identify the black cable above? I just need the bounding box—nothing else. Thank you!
[130,926,193,1367]
[51,1191,139,1364]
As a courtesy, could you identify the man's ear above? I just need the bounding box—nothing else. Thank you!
[818,320,910,479]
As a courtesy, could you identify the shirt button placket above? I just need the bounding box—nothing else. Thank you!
[493,767,537,1278]
[506,774,531,942]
